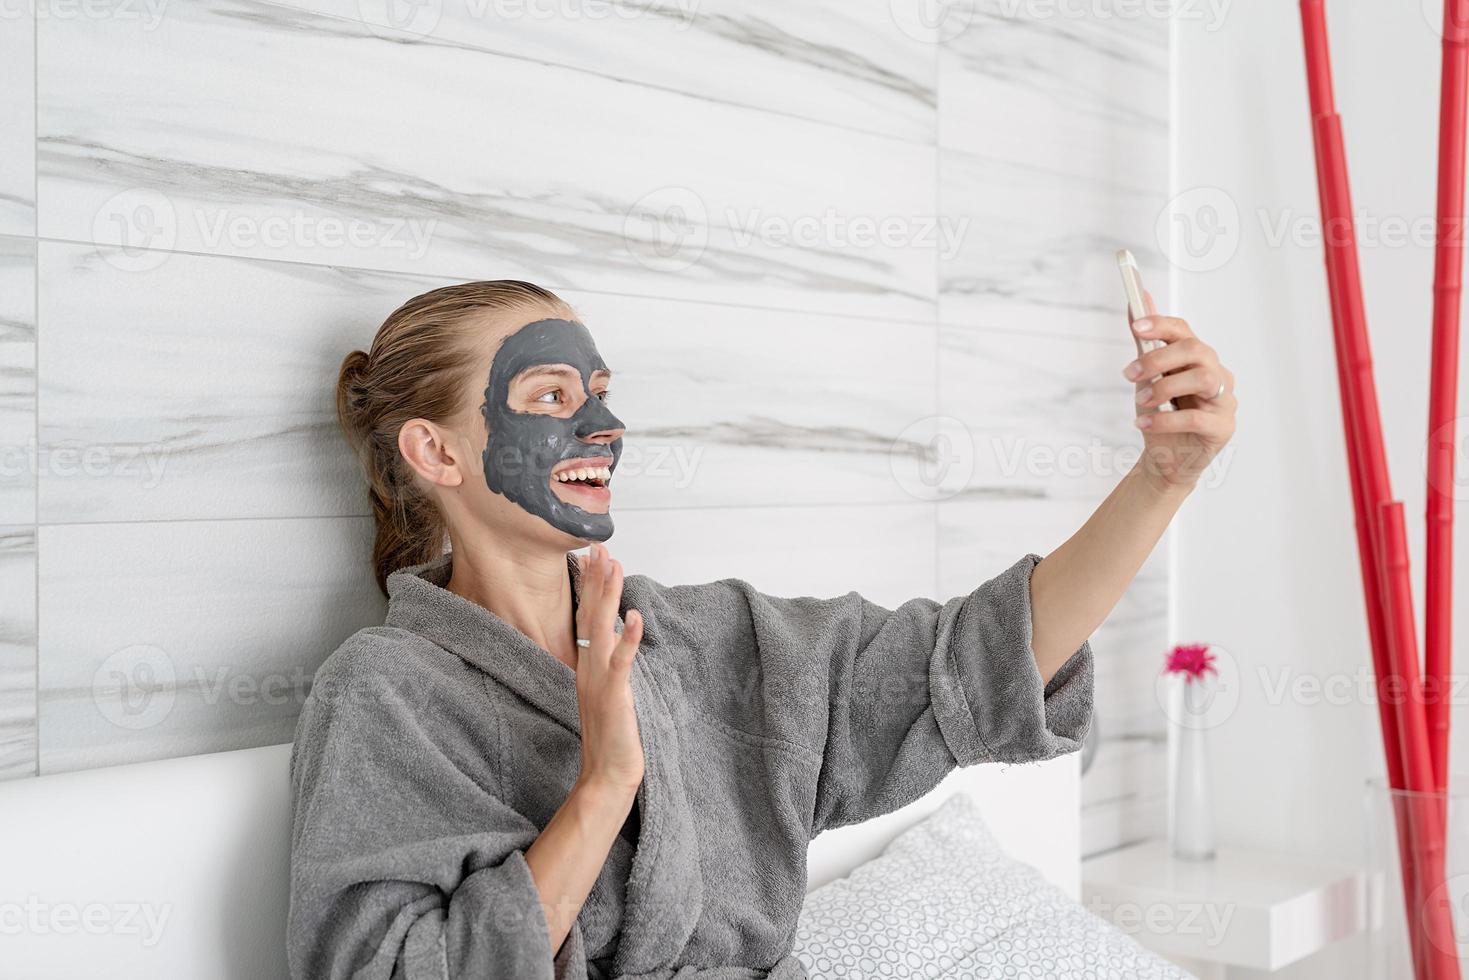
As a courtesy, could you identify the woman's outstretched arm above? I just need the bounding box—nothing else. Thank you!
[1031,305,1236,685]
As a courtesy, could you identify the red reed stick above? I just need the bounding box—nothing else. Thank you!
[1427,0,1469,798]
[1297,0,1405,782]
[1299,2,1461,975]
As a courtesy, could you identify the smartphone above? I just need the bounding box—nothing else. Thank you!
[1116,249,1173,412]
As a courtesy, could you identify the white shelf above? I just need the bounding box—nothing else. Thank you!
[1082,840,1367,974]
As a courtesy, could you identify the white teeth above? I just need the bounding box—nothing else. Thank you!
[553,464,613,484]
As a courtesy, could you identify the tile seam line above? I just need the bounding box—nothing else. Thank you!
[31,0,39,779]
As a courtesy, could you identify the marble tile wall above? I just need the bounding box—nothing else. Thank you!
[0,0,1172,856]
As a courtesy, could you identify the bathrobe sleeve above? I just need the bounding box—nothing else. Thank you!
[802,552,1094,834]
[286,635,588,980]
[664,552,1093,837]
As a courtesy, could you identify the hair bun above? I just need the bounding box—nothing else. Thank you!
[335,349,373,433]
[340,348,369,383]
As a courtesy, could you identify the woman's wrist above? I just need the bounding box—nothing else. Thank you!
[1128,458,1196,506]
[526,772,639,956]
[571,772,640,816]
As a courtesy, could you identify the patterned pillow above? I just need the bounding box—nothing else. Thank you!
[794,793,1191,979]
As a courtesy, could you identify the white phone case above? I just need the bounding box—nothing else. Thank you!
[1116,249,1173,412]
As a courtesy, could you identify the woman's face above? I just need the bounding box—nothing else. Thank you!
[475,316,625,545]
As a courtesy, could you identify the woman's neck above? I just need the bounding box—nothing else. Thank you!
[443,537,579,670]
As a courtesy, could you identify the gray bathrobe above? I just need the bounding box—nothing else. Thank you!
[287,551,1094,980]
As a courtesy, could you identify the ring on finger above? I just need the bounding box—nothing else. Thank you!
[1206,380,1225,400]
[576,638,591,648]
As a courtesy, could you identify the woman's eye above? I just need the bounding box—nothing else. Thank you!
[534,390,561,404]
[595,390,611,402]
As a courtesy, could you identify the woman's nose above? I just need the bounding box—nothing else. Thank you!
[572,393,625,442]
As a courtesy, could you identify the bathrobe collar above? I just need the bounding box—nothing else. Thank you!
[383,551,704,975]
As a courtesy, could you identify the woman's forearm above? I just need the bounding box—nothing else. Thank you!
[524,775,636,955]
[1028,463,1192,685]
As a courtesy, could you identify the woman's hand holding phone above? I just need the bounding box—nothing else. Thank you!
[1115,250,1237,492]
[1027,256,1238,689]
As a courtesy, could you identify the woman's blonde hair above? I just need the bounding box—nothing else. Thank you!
[335,280,575,594]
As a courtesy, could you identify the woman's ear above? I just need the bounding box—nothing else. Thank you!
[397,418,466,489]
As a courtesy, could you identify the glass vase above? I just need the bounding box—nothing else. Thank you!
[1365,780,1469,977]
[1166,675,1216,861]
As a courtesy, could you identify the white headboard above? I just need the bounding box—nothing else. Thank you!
[806,753,1081,896]
[0,743,1079,979]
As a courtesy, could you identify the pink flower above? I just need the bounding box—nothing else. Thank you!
[1164,643,1217,683]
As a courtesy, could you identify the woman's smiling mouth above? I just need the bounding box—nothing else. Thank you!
[549,458,614,512]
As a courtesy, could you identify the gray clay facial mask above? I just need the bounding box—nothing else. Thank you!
[480,318,624,540]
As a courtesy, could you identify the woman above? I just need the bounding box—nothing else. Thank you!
[288,280,1235,979]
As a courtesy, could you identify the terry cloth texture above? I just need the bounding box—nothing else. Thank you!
[287,551,1094,979]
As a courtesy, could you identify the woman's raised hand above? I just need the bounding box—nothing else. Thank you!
[523,544,646,952]
[1127,291,1237,491]
[572,543,646,797]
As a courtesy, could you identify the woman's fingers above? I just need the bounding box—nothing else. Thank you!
[593,559,623,640]
[1131,314,1195,344]
[1136,406,1236,439]
[573,546,639,676]
[613,609,643,671]
[581,544,605,611]
[1124,336,1219,383]
[575,543,632,665]
[1136,365,1229,410]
